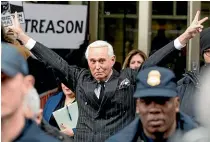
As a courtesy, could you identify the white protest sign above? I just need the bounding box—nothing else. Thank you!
[1,1,25,26]
[21,3,87,49]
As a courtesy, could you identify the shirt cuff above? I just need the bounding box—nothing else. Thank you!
[25,38,36,50]
[174,38,185,50]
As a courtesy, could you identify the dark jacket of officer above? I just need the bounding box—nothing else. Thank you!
[14,119,60,142]
[40,119,74,142]
[106,112,197,142]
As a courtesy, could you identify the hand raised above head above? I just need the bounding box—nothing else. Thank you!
[187,11,208,36]
[179,10,209,46]
[7,11,30,44]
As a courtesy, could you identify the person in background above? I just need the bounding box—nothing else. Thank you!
[43,83,76,137]
[106,67,197,142]
[151,29,170,54]
[122,49,147,70]
[23,82,74,142]
[1,42,59,142]
[171,66,210,142]
[23,84,43,125]
[1,24,31,59]
[200,27,210,71]
[177,27,210,121]
[2,24,58,94]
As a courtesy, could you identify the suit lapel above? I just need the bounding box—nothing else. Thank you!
[98,70,120,111]
[83,80,100,110]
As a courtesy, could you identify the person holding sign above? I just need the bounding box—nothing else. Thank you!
[43,83,77,137]
[1,25,31,59]
[8,11,208,142]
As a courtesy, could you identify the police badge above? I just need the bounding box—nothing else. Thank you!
[147,70,161,86]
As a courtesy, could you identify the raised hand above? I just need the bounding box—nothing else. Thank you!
[179,10,208,46]
[7,11,30,44]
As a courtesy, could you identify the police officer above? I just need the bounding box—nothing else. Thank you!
[1,42,60,142]
[106,67,197,142]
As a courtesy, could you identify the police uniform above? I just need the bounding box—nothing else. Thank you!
[106,67,197,142]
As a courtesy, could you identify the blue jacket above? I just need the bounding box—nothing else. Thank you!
[43,92,63,122]
[14,119,59,142]
[43,92,76,133]
[106,112,197,142]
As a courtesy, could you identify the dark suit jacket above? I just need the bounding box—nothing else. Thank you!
[40,119,74,142]
[30,40,177,142]
[14,119,60,142]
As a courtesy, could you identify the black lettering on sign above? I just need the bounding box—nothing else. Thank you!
[18,13,23,18]
[56,20,64,34]
[31,20,38,33]
[75,21,83,33]
[19,18,23,23]
[46,20,55,33]
[24,19,85,34]
[66,21,74,33]
[39,20,45,33]
[2,20,11,26]
[25,19,31,32]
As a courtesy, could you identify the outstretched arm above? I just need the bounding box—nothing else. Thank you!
[141,11,208,69]
[8,12,85,92]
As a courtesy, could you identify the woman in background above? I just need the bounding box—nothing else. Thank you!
[122,49,147,70]
[43,83,76,137]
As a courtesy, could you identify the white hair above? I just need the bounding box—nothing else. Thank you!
[85,40,115,59]
[23,87,40,117]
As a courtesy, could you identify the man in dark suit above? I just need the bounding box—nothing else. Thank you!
[9,11,207,142]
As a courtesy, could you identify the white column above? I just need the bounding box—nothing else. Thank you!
[138,1,152,56]
[89,1,99,43]
[187,1,201,72]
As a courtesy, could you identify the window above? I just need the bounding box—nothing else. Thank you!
[176,1,188,15]
[152,2,173,15]
[104,1,137,14]
[99,2,138,64]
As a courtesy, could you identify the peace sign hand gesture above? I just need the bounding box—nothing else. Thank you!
[178,10,208,46]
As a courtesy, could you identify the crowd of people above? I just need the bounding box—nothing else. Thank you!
[1,10,210,142]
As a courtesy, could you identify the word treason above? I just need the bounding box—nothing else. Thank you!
[25,19,84,34]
